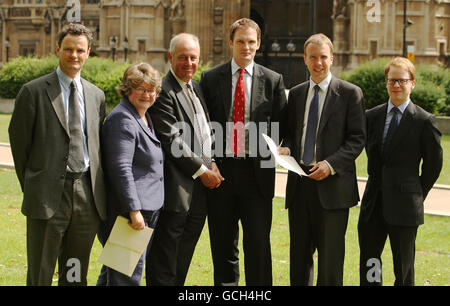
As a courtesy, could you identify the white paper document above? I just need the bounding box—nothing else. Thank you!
[98,215,153,277]
[261,133,307,177]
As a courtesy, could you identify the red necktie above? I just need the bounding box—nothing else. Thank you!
[231,68,245,156]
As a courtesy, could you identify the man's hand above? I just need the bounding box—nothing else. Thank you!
[308,160,331,181]
[129,210,145,231]
[278,147,290,156]
[200,162,224,189]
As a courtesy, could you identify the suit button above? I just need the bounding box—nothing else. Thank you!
[61,174,65,179]
[63,156,68,161]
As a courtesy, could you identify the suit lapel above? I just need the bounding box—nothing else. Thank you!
[250,64,264,121]
[167,71,202,144]
[375,104,388,156]
[192,81,210,122]
[47,71,69,137]
[317,77,339,138]
[122,98,160,144]
[81,78,95,140]
[219,63,232,120]
[293,84,309,160]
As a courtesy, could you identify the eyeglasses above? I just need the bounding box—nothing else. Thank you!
[134,87,157,95]
[386,78,412,86]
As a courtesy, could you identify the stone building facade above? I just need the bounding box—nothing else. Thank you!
[0,0,449,86]
[332,0,450,75]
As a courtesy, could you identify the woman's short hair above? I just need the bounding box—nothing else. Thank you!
[117,63,162,97]
[384,57,416,80]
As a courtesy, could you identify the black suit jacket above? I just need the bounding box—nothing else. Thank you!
[200,61,287,199]
[9,71,107,220]
[360,102,442,226]
[284,76,366,209]
[150,70,210,213]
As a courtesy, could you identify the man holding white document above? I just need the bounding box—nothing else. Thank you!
[279,34,366,286]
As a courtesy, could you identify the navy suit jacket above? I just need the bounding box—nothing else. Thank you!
[360,102,442,226]
[102,98,164,217]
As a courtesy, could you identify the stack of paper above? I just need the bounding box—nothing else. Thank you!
[98,216,153,277]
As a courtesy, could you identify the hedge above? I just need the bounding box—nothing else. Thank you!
[340,58,450,115]
[0,55,210,110]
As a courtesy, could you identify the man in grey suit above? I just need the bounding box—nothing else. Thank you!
[148,33,223,285]
[9,23,106,286]
[200,18,287,286]
[280,33,366,285]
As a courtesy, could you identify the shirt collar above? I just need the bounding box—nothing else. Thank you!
[56,66,82,90]
[170,67,192,90]
[231,58,254,77]
[387,99,410,114]
[309,73,332,93]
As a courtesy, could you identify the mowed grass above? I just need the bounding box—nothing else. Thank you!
[0,114,11,143]
[0,168,448,286]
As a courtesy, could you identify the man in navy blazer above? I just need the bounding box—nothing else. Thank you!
[358,57,442,286]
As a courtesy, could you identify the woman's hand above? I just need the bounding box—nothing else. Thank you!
[129,210,145,230]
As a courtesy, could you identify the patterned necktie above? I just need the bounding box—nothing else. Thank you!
[68,81,84,172]
[302,85,320,165]
[186,83,212,169]
[383,107,401,156]
[231,68,245,156]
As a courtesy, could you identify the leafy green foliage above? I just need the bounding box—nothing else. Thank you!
[0,56,211,110]
[340,58,450,115]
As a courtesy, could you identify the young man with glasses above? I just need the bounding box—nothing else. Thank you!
[358,57,443,286]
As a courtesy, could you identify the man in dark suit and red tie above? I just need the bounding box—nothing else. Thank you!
[358,57,442,286]
[200,18,287,286]
[279,33,366,285]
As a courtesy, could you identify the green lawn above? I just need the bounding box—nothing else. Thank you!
[0,168,448,286]
[0,114,11,143]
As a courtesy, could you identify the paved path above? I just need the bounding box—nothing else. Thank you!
[275,170,450,217]
[1,142,449,216]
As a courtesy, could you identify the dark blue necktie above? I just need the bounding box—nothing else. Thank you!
[383,107,400,156]
[302,85,320,165]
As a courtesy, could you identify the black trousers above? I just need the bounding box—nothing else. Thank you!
[147,180,207,286]
[358,192,418,286]
[207,158,273,286]
[26,171,100,286]
[288,173,349,286]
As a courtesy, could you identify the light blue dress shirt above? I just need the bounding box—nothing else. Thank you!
[56,66,89,172]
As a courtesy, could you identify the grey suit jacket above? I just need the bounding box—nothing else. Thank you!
[150,70,210,213]
[9,71,107,220]
[360,102,442,226]
[284,76,366,210]
[200,61,287,199]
